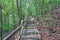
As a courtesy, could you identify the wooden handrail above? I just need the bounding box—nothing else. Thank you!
[3,20,24,40]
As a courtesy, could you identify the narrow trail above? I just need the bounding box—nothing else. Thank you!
[20,18,60,40]
[20,19,41,40]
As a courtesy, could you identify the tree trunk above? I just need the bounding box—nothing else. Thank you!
[16,0,22,25]
[0,4,3,40]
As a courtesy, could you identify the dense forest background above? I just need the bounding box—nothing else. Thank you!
[0,0,60,39]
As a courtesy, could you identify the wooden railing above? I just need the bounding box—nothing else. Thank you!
[3,20,26,40]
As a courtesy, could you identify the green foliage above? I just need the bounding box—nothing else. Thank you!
[0,0,19,31]
[0,0,60,32]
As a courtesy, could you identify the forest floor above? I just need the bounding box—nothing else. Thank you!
[37,6,60,40]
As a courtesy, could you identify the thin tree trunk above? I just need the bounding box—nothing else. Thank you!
[16,0,21,25]
[12,0,15,26]
[0,4,3,40]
